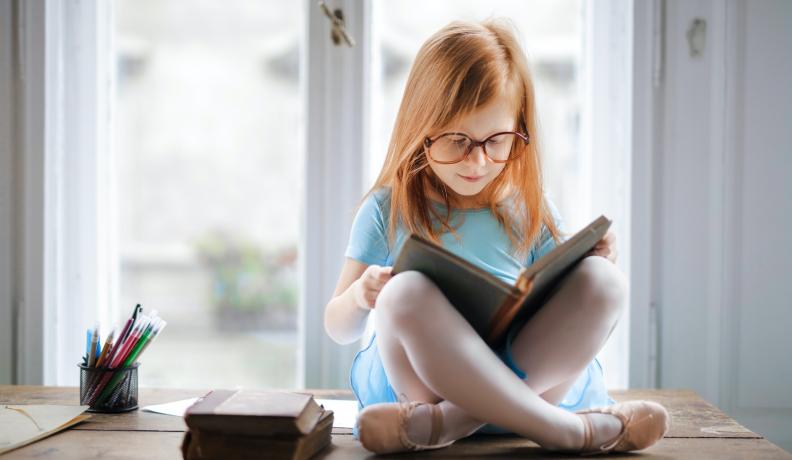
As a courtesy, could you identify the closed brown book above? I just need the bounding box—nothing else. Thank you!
[182,410,333,460]
[185,390,324,437]
[392,215,611,347]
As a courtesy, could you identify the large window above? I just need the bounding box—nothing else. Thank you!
[114,0,303,388]
[19,0,626,390]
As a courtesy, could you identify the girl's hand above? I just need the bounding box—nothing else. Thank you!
[587,229,618,264]
[353,265,393,310]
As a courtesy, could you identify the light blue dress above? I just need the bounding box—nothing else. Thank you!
[344,187,615,437]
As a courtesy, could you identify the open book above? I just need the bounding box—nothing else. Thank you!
[391,215,611,347]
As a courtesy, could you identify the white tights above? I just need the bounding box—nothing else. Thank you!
[373,256,627,450]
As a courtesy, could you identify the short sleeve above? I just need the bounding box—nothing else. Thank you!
[344,192,390,266]
[531,197,566,263]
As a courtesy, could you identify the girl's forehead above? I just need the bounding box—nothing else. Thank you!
[440,96,518,136]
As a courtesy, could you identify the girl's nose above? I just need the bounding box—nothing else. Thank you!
[467,146,488,167]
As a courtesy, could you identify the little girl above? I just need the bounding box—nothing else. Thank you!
[324,19,669,455]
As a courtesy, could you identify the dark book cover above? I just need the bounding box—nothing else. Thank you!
[185,389,325,437]
[392,215,612,347]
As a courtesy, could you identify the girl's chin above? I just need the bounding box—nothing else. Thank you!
[448,181,488,197]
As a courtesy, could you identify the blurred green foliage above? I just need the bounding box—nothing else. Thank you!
[194,231,297,316]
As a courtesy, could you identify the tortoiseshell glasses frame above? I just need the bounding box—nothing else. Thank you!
[423,131,530,164]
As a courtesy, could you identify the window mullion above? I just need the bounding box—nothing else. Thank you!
[301,0,372,389]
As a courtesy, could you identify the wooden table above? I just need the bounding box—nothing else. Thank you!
[1,386,789,459]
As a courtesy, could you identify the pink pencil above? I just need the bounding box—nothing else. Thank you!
[104,316,134,367]
[110,318,147,368]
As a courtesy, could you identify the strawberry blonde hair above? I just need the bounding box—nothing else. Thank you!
[363,18,560,259]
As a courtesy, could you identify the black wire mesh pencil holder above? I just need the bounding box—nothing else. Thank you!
[79,363,139,413]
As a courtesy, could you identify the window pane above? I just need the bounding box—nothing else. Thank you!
[114,0,303,389]
[370,0,586,230]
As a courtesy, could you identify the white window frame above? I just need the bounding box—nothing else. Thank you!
[5,0,115,385]
[628,0,663,389]
[582,0,639,390]
[583,0,662,390]
[0,0,17,385]
[300,0,372,388]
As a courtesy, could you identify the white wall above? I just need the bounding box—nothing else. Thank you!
[654,0,792,451]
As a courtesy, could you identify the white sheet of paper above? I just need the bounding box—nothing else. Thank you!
[141,398,199,417]
[315,398,358,429]
[141,397,359,428]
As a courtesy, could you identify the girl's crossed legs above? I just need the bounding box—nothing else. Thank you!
[372,256,627,450]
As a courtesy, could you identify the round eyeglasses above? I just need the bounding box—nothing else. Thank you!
[423,131,529,164]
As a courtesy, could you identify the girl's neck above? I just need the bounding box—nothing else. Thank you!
[425,187,503,210]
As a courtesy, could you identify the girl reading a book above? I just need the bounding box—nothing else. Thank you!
[324,19,670,456]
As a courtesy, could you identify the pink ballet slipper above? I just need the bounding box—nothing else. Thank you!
[356,399,455,454]
[575,400,670,455]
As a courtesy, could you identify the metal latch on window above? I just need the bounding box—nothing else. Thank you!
[686,18,706,57]
[318,1,355,47]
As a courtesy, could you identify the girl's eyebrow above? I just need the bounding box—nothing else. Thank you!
[453,128,514,138]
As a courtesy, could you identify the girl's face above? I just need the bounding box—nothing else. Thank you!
[425,93,516,207]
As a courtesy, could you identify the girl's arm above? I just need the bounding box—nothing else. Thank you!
[324,258,392,345]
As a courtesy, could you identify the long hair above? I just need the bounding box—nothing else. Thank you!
[362,18,560,259]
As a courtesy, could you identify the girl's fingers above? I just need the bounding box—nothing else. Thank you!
[600,248,617,263]
[367,265,392,279]
[588,246,615,262]
[373,275,392,289]
[370,280,386,291]
[373,268,393,286]
[594,231,615,249]
[363,267,388,286]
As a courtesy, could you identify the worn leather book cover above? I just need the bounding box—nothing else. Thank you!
[181,410,333,460]
[392,215,612,347]
[185,389,325,437]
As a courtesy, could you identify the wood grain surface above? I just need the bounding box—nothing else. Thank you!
[1,386,789,459]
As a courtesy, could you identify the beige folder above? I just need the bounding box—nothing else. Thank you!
[0,404,91,455]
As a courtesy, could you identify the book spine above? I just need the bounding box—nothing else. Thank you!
[487,277,534,346]
[515,267,530,291]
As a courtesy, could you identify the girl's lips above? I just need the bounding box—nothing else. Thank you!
[458,174,484,182]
